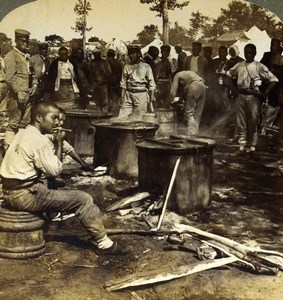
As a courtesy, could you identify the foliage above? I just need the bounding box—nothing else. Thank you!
[186,0,283,43]
[45,34,65,46]
[132,24,161,47]
[168,22,191,49]
[140,0,190,43]
[187,11,211,42]
[68,38,83,49]
[140,0,189,17]
[72,0,93,36]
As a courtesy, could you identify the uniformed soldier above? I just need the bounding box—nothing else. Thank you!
[3,29,37,149]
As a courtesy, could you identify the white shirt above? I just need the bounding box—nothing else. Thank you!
[58,61,72,80]
[190,56,199,73]
[0,125,63,180]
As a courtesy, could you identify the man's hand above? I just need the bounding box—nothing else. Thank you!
[54,128,66,143]
[17,91,29,103]
[80,163,94,172]
[29,85,37,96]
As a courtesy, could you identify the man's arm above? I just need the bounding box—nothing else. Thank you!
[69,150,94,171]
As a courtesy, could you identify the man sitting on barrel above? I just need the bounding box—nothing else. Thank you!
[0,101,132,255]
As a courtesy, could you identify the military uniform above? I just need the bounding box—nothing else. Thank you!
[4,29,32,148]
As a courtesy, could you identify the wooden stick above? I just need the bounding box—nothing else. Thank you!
[156,157,181,230]
[105,256,237,291]
[106,192,150,212]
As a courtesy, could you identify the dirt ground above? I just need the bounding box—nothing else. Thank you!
[1,141,283,300]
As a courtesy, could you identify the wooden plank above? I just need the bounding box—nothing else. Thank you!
[106,192,151,212]
[105,257,237,291]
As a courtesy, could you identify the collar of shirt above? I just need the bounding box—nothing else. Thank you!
[14,46,30,60]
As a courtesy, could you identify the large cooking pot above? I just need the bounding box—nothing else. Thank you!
[94,121,159,178]
[64,109,113,156]
[137,135,216,214]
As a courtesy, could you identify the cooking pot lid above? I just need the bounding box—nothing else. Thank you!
[65,109,113,118]
[95,120,159,130]
[136,135,216,152]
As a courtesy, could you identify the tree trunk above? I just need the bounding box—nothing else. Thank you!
[162,0,169,44]
[82,0,87,58]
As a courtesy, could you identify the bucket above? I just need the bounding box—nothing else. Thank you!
[0,206,46,259]
[155,108,177,137]
[136,135,216,214]
[65,109,113,157]
[94,121,159,178]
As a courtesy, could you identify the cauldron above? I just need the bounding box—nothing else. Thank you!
[137,135,216,214]
[94,121,159,178]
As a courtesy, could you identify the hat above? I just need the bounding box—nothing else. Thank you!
[127,44,140,52]
[15,29,30,40]
[161,44,171,52]
[175,44,182,48]
[38,42,48,50]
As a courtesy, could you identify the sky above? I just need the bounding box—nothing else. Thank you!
[0,0,281,43]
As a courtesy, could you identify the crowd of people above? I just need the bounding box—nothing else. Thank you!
[1,29,283,152]
[0,27,283,256]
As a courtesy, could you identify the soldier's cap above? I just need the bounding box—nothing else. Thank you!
[161,44,171,52]
[192,41,202,48]
[15,29,30,40]
[38,42,48,50]
[127,44,141,52]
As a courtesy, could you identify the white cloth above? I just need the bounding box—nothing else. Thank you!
[54,60,79,93]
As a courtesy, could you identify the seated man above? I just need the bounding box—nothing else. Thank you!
[0,101,131,255]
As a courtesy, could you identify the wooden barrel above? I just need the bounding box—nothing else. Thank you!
[0,206,46,259]
[136,135,216,214]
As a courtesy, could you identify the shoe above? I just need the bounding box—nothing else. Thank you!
[95,242,133,255]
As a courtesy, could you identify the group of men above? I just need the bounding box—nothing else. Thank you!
[0,27,283,257]
[0,29,132,256]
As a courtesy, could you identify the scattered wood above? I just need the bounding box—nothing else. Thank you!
[156,157,181,230]
[105,256,237,292]
[130,291,143,300]
[106,192,151,212]
[174,223,283,274]
[106,224,283,275]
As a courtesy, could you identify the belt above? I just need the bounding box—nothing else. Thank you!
[238,89,255,95]
[1,177,38,190]
[60,79,72,85]
[127,88,147,93]
[157,79,170,83]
